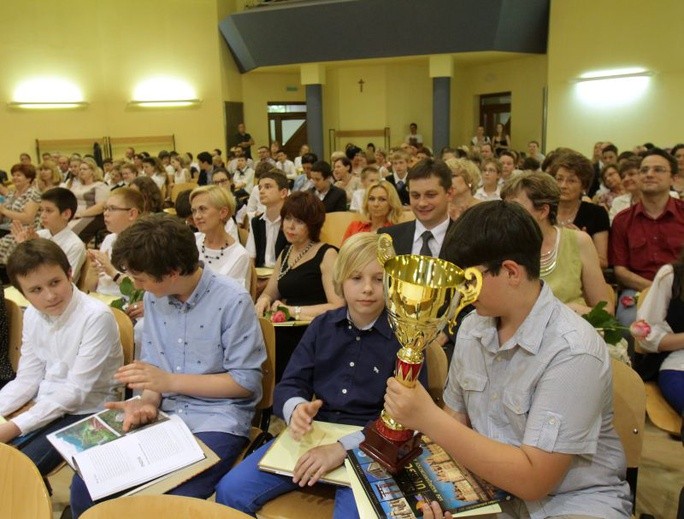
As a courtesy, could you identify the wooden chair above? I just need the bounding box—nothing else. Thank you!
[81,495,252,518]
[76,255,93,292]
[5,297,23,373]
[611,358,647,514]
[238,226,249,247]
[426,339,448,408]
[249,264,258,303]
[398,210,416,223]
[171,182,197,202]
[0,443,52,519]
[111,307,135,366]
[319,212,361,248]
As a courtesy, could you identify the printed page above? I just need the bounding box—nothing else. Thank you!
[73,415,204,500]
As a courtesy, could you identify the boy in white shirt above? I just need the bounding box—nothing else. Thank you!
[12,187,86,284]
[0,239,122,474]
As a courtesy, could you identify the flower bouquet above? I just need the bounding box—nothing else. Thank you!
[110,277,145,312]
[582,301,631,366]
[265,305,293,324]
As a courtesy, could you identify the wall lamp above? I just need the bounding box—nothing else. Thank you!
[129,77,200,108]
[576,67,652,82]
[9,77,87,109]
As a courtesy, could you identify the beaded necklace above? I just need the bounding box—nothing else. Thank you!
[278,240,315,280]
[201,237,230,264]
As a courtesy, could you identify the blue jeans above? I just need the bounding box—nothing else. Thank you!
[215,439,359,519]
[659,369,684,414]
[14,413,87,475]
[70,431,247,518]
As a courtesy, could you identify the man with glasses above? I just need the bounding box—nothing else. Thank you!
[385,201,632,518]
[610,148,684,331]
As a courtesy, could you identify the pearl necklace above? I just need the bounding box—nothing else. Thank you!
[278,241,315,280]
[201,237,230,264]
[540,226,561,277]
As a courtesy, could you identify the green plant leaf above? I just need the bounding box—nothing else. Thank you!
[110,297,126,310]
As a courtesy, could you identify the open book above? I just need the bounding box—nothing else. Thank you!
[346,436,509,518]
[47,406,209,500]
[258,420,362,486]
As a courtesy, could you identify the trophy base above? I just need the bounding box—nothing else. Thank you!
[359,420,423,474]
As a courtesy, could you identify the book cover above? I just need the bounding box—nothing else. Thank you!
[347,436,509,518]
[259,420,362,486]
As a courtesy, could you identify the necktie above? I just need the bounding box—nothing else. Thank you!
[420,230,433,256]
[396,180,405,191]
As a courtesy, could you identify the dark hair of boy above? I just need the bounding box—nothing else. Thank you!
[311,161,333,179]
[41,187,78,221]
[259,170,289,190]
[300,153,318,165]
[444,201,542,280]
[7,239,71,291]
[111,214,199,281]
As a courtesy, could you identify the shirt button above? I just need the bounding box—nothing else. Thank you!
[177,338,182,343]
[341,389,347,394]
[176,366,182,371]
[348,325,352,330]
[178,409,183,413]
[349,362,355,367]
[548,418,556,425]
[491,393,498,400]
[355,336,361,342]
[495,356,502,362]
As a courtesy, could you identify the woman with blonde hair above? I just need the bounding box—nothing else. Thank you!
[342,179,402,242]
[502,172,613,315]
[190,184,250,288]
[68,158,109,242]
[445,158,481,220]
[36,160,62,192]
[171,153,192,184]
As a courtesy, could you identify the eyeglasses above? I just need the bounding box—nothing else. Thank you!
[104,205,132,212]
[639,166,671,175]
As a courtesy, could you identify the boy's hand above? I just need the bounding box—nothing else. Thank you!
[0,421,21,443]
[105,399,158,432]
[384,378,436,432]
[289,399,323,440]
[88,249,114,277]
[418,500,453,519]
[11,220,36,243]
[292,442,346,487]
[115,361,171,393]
[126,301,145,320]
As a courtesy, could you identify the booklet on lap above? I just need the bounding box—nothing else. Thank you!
[258,420,362,486]
[47,403,209,500]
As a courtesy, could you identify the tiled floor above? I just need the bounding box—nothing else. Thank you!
[51,420,682,519]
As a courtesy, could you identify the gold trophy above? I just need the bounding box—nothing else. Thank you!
[360,233,482,473]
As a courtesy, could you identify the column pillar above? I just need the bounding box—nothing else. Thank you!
[301,64,326,159]
[429,55,454,155]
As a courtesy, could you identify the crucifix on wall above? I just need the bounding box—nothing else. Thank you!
[358,78,365,92]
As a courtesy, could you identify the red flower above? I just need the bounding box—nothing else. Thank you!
[630,319,651,339]
[271,310,287,323]
[620,295,636,308]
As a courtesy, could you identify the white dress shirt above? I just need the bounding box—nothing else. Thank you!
[37,227,86,284]
[245,212,282,268]
[0,288,122,433]
[412,217,450,256]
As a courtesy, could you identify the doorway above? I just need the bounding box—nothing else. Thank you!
[479,92,511,142]
[267,102,307,160]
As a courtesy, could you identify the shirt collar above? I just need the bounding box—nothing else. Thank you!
[166,267,213,310]
[332,307,394,340]
[634,196,678,219]
[469,281,553,355]
[39,283,79,325]
[414,216,450,244]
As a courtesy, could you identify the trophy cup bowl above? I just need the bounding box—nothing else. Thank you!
[359,234,482,473]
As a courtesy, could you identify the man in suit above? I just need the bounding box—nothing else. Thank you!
[384,150,411,205]
[379,158,453,257]
[309,160,347,213]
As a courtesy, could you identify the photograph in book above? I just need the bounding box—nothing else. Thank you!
[347,437,510,518]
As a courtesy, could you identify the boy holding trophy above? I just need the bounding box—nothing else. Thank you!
[385,201,632,518]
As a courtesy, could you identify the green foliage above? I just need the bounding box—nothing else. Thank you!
[582,301,626,345]
[109,277,145,310]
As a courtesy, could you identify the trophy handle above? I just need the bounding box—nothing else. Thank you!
[448,267,482,333]
[377,233,396,266]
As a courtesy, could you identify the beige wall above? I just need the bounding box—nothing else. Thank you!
[451,55,547,152]
[547,0,684,155]
[0,0,228,168]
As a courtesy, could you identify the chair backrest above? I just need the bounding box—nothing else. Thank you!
[237,226,249,247]
[249,264,258,303]
[171,182,197,202]
[5,298,23,373]
[76,254,93,292]
[425,340,448,407]
[110,307,135,365]
[398,210,416,223]
[0,443,52,519]
[81,494,252,518]
[319,211,362,248]
[258,317,276,412]
[611,358,646,469]
[634,286,650,354]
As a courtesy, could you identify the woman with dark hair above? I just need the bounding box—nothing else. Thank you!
[255,191,344,379]
[0,163,41,263]
[550,151,610,268]
[593,163,624,213]
[333,156,360,203]
[130,175,164,214]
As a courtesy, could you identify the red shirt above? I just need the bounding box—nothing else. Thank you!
[610,197,684,281]
[342,220,391,243]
